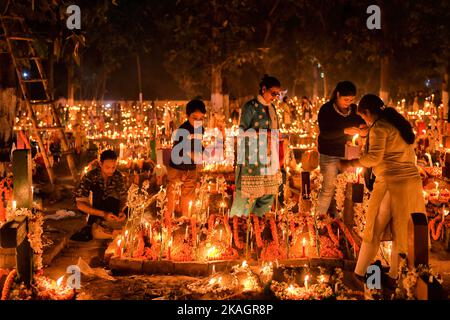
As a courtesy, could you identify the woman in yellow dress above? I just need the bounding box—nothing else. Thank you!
[340,94,426,283]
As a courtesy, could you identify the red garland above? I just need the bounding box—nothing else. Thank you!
[289,215,296,234]
[429,216,444,241]
[252,215,263,248]
[269,218,279,246]
[224,214,232,246]
[326,223,340,246]
[208,214,216,236]
[233,216,244,249]
[133,230,145,258]
[335,219,359,252]
[1,269,17,300]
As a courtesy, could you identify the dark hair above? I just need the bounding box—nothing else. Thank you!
[186,99,206,116]
[330,81,356,102]
[100,149,118,162]
[258,74,281,94]
[358,94,415,144]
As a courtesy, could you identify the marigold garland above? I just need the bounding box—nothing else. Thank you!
[232,216,244,249]
[335,219,359,252]
[326,223,340,246]
[1,269,17,300]
[252,215,263,248]
[429,216,444,241]
[269,217,279,246]
[191,217,197,246]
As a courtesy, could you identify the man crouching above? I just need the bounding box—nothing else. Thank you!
[73,150,127,240]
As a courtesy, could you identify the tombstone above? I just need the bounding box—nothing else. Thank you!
[408,212,443,300]
[407,213,428,269]
[301,171,310,200]
[12,149,33,209]
[0,215,33,286]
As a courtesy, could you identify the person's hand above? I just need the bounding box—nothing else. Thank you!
[358,125,369,137]
[104,212,119,222]
[344,127,361,136]
[339,160,354,172]
[117,212,127,222]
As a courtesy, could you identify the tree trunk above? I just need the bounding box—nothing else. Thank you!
[312,64,319,100]
[323,69,328,99]
[67,59,74,106]
[379,55,390,103]
[443,67,449,121]
[210,64,223,114]
[0,54,18,164]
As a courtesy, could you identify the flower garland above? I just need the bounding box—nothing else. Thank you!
[326,223,340,247]
[429,215,444,241]
[207,214,216,237]
[1,269,17,300]
[269,217,279,246]
[252,215,263,248]
[13,208,44,271]
[223,214,232,247]
[335,218,359,253]
[232,216,244,249]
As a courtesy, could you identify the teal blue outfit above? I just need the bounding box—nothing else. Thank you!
[230,96,282,217]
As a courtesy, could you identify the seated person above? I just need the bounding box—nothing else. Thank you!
[73,150,127,240]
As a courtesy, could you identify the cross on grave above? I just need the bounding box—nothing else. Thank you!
[408,212,442,300]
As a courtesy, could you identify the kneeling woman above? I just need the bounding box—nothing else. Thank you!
[340,94,426,281]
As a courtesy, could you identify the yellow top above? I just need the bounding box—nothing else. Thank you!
[359,118,419,180]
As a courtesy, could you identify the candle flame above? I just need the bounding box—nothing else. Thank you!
[356,167,363,176]
[352,134,359,146]
[56,276,64,287]
[302,238,306,246]
[242,260,248,268]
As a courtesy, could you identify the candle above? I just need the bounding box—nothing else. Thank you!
[230,232,233,247]
[219,230,223,242]
[119,143,124,159]
[12,200,17,212]
[304,275,310,290]
[355,167,363,184]
[302,237,306,257]
[352,134,359,146]
[337,228,340,240]
[168,238,172,260]
[115,238,122,257]
[188,201,193,217]
[185,226,189,240]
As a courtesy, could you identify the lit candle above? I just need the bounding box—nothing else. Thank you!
[115,238,122,258]
[12,200,17,212]
[188,201,193,217]
[168,238,172,260]
[352,134,359,146]
[219,230,223,242]
[185,226,189,240]
[304,275,310,290]
[302,238,306,257]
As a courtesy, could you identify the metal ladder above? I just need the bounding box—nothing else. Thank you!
[0,15,78,186]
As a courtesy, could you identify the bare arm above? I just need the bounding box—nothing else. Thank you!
[76,199,106,218]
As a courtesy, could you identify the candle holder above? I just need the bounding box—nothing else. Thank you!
[344,143,360,160]
[351,183,364,203]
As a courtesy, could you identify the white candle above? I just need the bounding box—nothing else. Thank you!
[188,201,193,217]
[219,230,223,242]
[12,200,17,212]
[185,226,189,240]
[304,275,309,290]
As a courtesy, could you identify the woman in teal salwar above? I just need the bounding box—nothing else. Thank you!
[230,75,282,217]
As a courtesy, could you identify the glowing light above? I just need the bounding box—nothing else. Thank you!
[352,134,359,146]
[56,276,64,287]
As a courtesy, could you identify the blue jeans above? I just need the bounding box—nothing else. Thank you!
[317,154,343,216]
